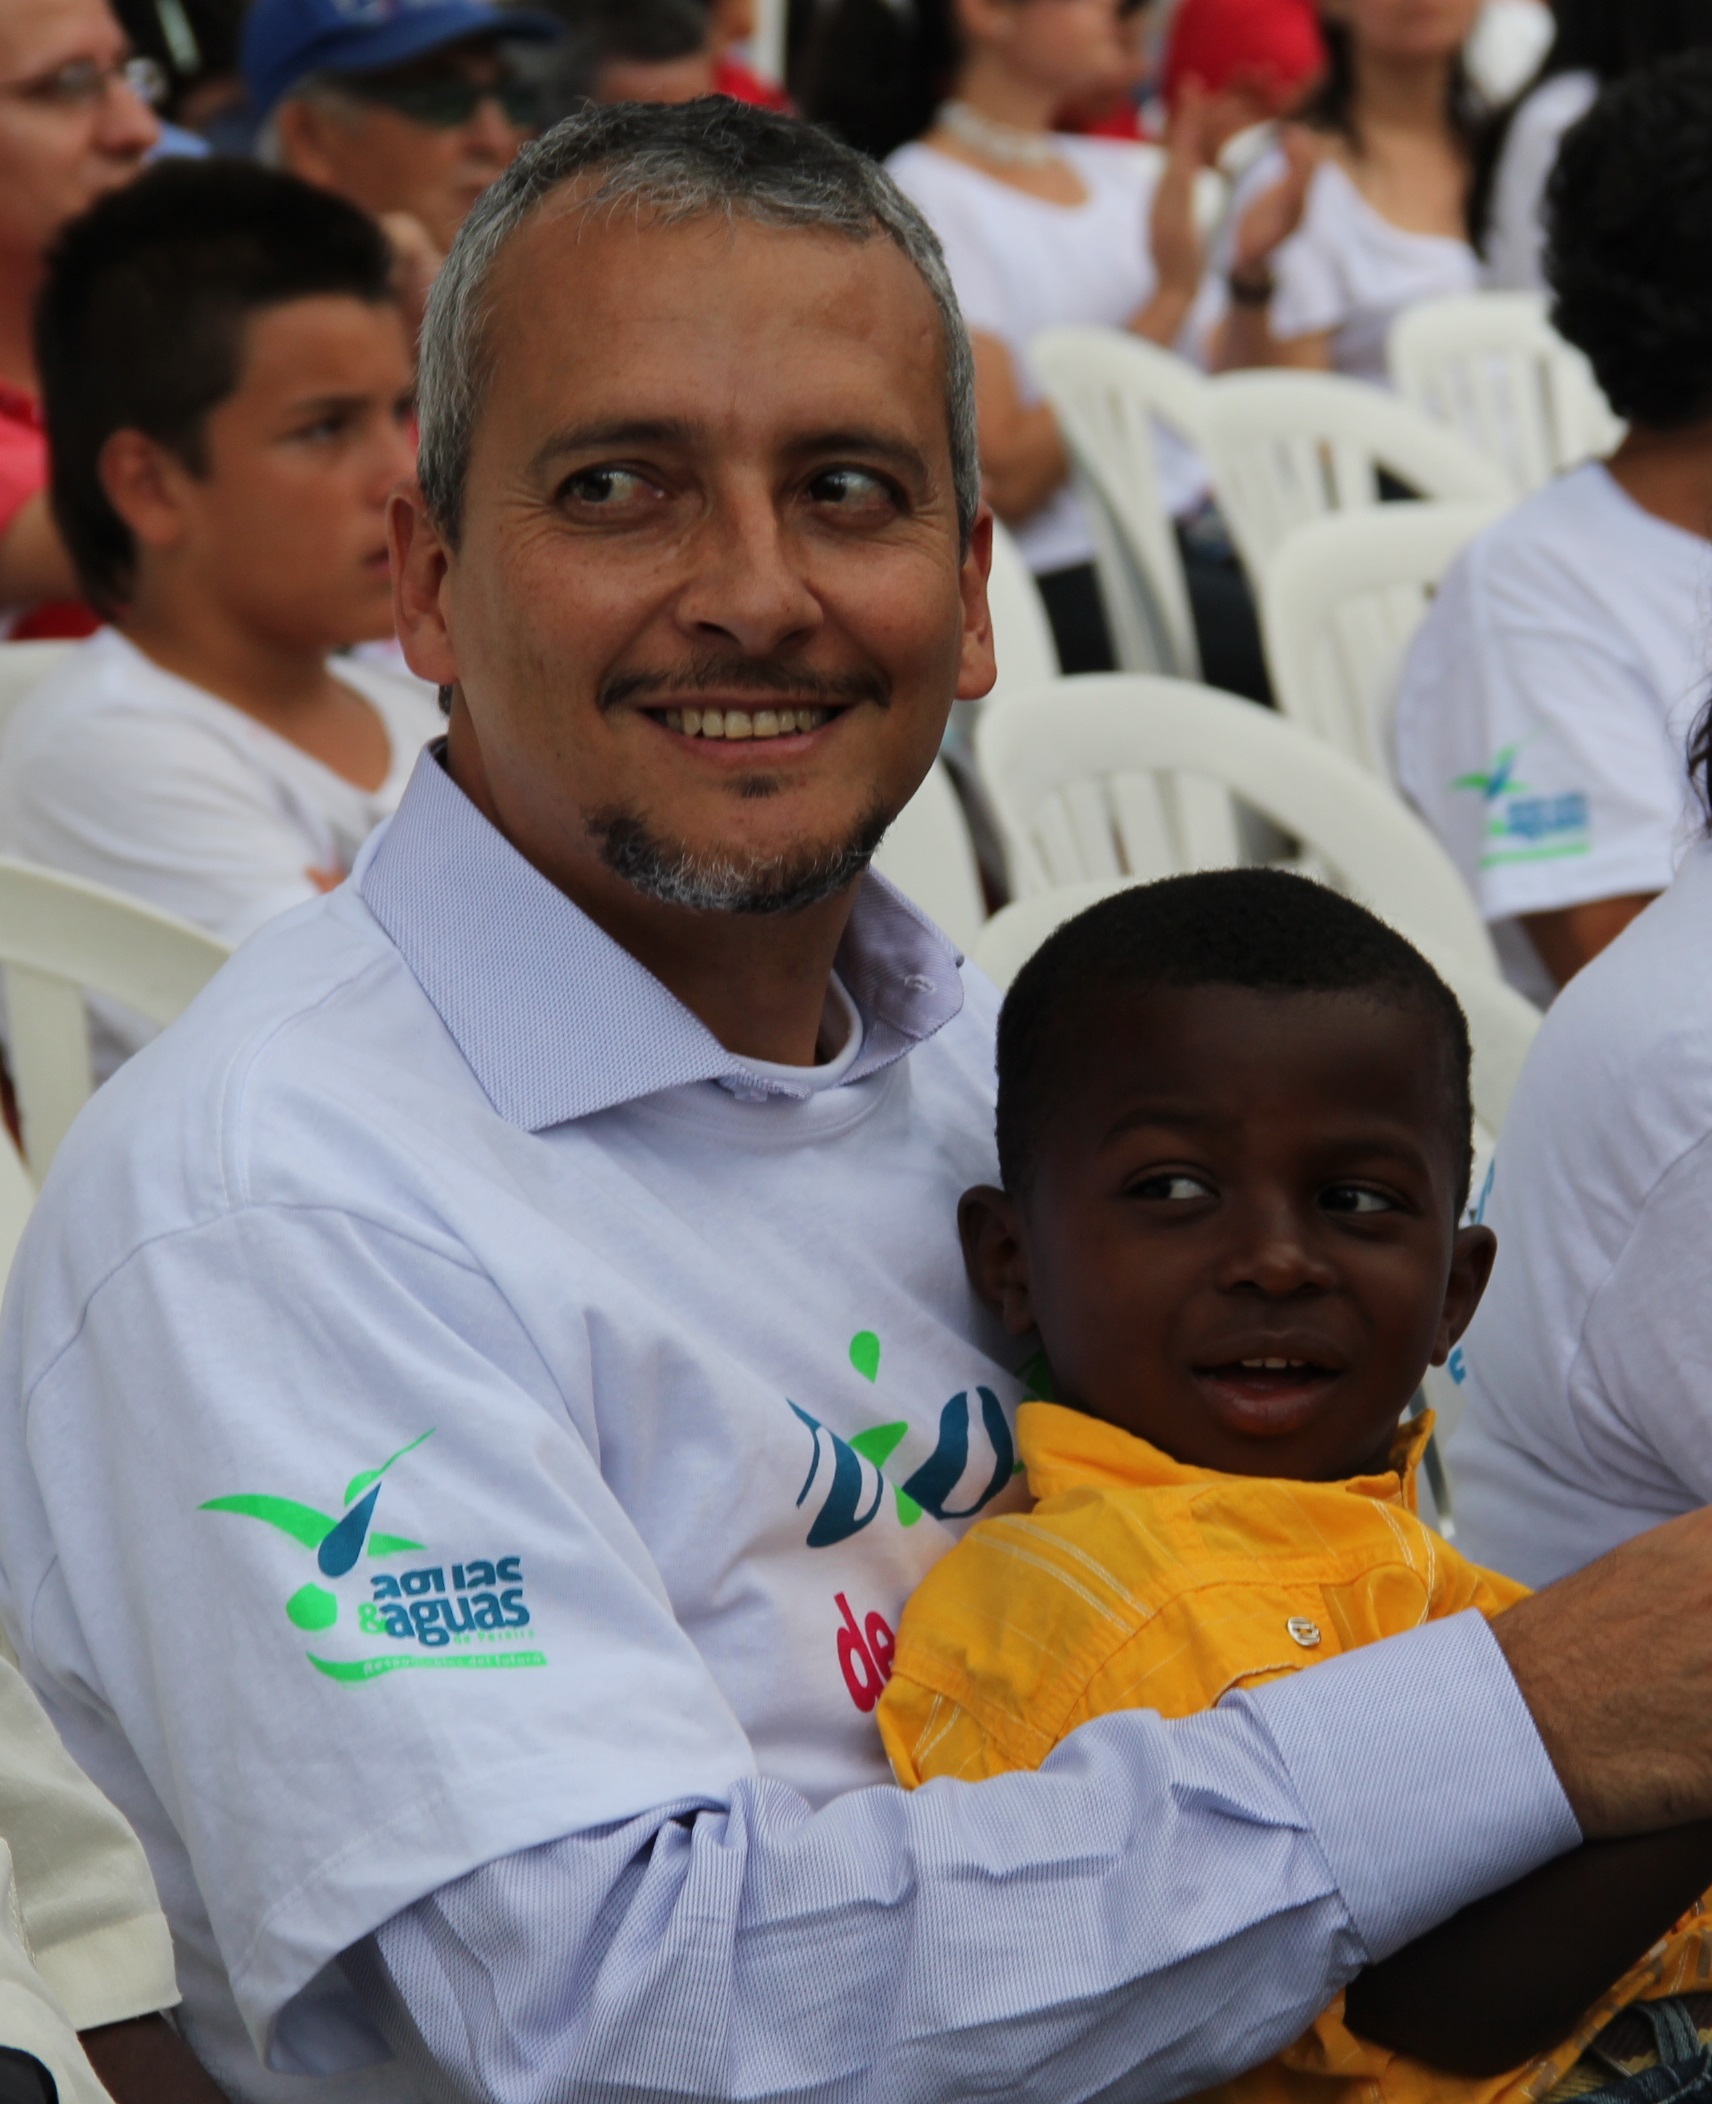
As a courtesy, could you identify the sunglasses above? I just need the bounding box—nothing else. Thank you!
[341,71,538,129]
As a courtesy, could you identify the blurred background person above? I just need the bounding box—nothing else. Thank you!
[1394,56,1712,999]
[537,0,718,110]
[1479,0,1712,291]
[6,160,440,1075]
[112,0,254,153]
[244,0,560,282]
[0,0,158,639]
[1213,0,1486,382]
[800,0,1268,693]
[701,0,791,106]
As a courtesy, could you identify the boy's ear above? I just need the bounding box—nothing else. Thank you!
[958,1184,1037,1337]
[97,429,193,553]
[1429,1224,1498,1367]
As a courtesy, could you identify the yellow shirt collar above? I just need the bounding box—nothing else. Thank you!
[1017,1399,1434,1511]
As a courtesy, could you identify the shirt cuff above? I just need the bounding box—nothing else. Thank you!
[1232,1610,1580,1961]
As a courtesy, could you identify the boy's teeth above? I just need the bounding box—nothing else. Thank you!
[666,705,831,741]
[1240,1358,1310,1370]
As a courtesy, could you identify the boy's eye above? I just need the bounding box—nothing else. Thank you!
[1322,1184,1395,1216]
[1131,1171,1214,1203]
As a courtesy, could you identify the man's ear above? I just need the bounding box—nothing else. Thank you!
[954,506,998,704]
[271,97,345,190]
[1430,1223,1498,1367]
[958,1183,1036,1336]
[97,429,191,554]
[389,482,460,688]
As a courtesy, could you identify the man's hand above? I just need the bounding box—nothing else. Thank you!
[79,2014,226,2103]
[1492,1505,1712,1837]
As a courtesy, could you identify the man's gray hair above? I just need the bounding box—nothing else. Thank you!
[416,98,981,550]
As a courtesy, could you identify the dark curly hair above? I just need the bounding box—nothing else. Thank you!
[1545,52,1712,428]
[994,870,1473,1217]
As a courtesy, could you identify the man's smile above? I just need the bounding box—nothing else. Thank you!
[649,701,847,743]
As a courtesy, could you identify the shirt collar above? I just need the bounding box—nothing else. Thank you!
[359,744,966,1130]
[1016,1399,1432,1511]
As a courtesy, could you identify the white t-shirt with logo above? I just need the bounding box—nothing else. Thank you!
[1448,841,1712,1584]
[0,628,441,1068]
[0,761,1028,2101]
[1394,463,1712,1002]
[887,137,1210,574]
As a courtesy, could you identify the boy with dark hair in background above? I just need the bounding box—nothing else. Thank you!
[880,871,1712,2104]
[4,157,440,1075]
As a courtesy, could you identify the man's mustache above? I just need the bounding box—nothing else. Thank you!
[599,657,891,713]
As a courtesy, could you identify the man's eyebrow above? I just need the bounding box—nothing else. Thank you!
[528,419,699,477]
[282,391,371,418]
[782,428,936,480]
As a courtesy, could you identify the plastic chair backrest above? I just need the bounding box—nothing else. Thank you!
[985,517,1060,702]
[0,643,72,746]
[973,675,1496,975]
[1200,370,1512,579]
[0,859,230,1178]
[871,762,987,955]
[1261,501,1505,781]
[1032,328,1208,678]
[1389,292,1624,495]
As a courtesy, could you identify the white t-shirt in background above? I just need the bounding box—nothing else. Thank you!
[0,628,442,1070]
[887,137,1209,574]
[1449,843,1712,1584]
[1482,71,1598,294]
[1254,156,1481,384]
[1394,463,1712,1002]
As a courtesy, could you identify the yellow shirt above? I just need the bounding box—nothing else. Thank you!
[878,1400,1712,2104]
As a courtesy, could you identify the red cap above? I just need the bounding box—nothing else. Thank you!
[1162,0,1327,112]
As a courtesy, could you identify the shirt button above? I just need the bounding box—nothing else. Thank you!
[903,974,935,993]
[1287,1617,1322,1648]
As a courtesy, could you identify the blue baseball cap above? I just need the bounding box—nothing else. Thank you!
[243,0,564,122]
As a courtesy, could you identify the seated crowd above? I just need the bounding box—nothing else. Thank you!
[2,3,1712,2103]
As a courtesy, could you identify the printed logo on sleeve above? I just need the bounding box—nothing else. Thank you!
[788,1331,1024,1551]
[199,1430,546,1684]
[1453,746,1591,869]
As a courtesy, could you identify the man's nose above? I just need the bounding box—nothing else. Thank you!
[1213,1197,1337,1297]
[673,488,824,658]
[98,74,161,157]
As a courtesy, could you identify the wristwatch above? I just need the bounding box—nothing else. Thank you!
[1226,267,1276,307]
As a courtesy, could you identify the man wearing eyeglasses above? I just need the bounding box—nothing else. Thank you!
[0,0,159,635]
[246,0,561,276]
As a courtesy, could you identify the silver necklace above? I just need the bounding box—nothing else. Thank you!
[934,99,1061,168]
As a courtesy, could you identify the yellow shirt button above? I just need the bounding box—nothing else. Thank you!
[1287,1617,1322,1648]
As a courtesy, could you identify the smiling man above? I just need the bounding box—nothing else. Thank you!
[5,97,1712,2104]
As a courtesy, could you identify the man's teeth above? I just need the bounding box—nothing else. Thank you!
[660,706,832,740]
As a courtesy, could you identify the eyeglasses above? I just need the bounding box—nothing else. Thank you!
[339,71,539,129]
[0,54,169,110]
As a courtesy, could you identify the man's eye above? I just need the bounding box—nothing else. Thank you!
[808,467,897,513]
[1132,1172,1214,1203]
[561,467,656,507]
[1322,1185,1395,1216]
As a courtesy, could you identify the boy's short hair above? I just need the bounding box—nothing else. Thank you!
[36,159,397,620]
[995,870,1474,1213]
[1546,51,1712,429]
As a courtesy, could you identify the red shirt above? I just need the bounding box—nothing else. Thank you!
[0,382,96,641]
[713,55,791,112]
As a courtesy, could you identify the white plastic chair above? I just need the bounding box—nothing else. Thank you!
[872,762,987,955]
[984,517,1060,702]
[974,676,1496,976]
[1032,328,1210,677]
[0,643,71,745]
[1389,292,1624,494]
[0,859,230,1178]
[1200,370,1513,580]
[1261,501,1505,781]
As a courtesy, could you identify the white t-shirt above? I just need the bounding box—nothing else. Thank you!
[0,754,1028,2101]
[1448,841,1712,1584]
[1482,71,1598,294]
[887,137,1209,573]
[0,628,442,1072]
[1236,154,1481,385]
[1394,463,1712,1003]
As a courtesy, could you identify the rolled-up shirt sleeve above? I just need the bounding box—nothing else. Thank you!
[348,1612,1575,2104]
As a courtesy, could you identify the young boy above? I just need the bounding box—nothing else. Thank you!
[4,157,441,1075]
[878,870,1712,2104]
